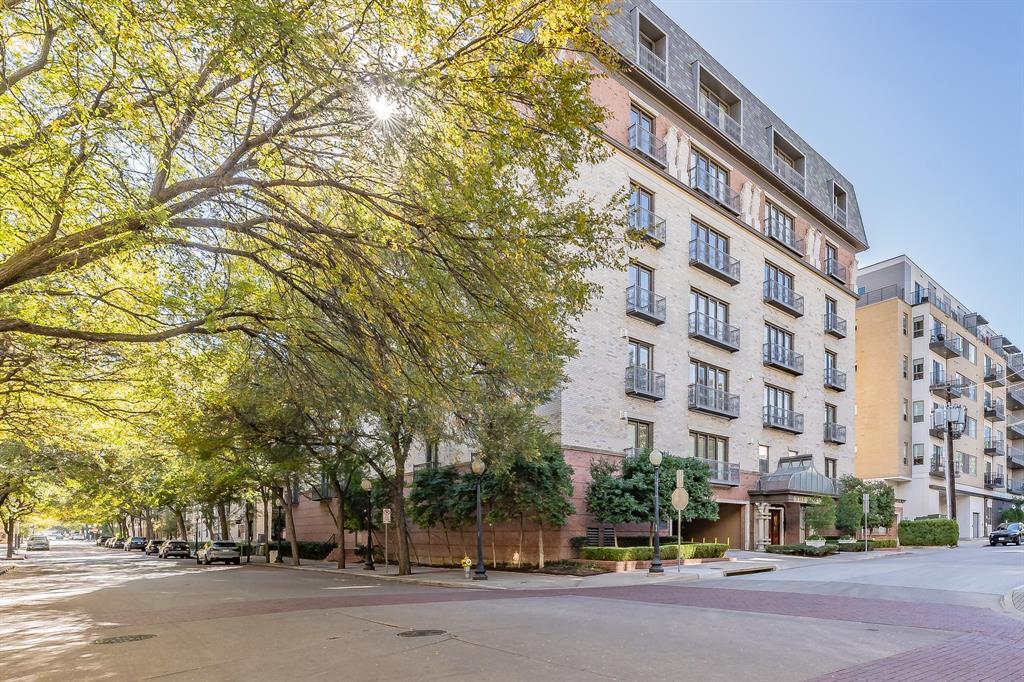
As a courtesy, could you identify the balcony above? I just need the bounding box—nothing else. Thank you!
[689,165,741,214]
[1007,418,1024,441]
[628,206,667,247]
[637,43,667,84]
[1009,479,1024,495]
[929,331,961,359]
[834,204,848,226]
[984,472,1004,490]
[984,365,1005,387]
[1009,447,1024,469]
[689,239,740,285]
[929,371,962,399]
[698,94,741,144]
[626,286,666,325]
[688,456,741,486]
[628,123,667,167]
[763,343,804,376]
[763,217,805,256]
[929,419,948,439]
[824,367,847,392]
[929,456,946,479]
[625,366,665,401]
[763,280,805,317]
[688,383,740,419]
[1008,386,1024,411]
[763,406,804,434]
[1008,354,1024,382]
[688,311,740,353]
[985,438,1005,456]
[824,258,848,285]
[823,312,847,339]
[772,154,805,193]
[823,422,847,444]
[984,399,1005,422]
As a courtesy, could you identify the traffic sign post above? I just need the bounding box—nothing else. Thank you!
[382,508,392,572]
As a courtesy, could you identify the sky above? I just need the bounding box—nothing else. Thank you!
[656,0,1024,342]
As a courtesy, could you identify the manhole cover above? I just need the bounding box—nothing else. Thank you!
[396,630,446,638]
[92,634,157,645]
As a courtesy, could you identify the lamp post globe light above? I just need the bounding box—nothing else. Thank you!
[361,478,375,570]
[648,450,664,575]
[471,456,487,580]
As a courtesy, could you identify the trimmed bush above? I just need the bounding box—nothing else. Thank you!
[580,543,726,562]
[569,536,588,550]
[275,540,336,560]
[834,540,874,552]
[661,543,727,560]
[580,546,652,561]
[898,519,959,546]
[765,543,838,557]
[614,535,676,547]
[872,538,897,549]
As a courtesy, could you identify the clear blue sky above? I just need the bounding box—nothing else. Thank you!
[658,0,1024,342]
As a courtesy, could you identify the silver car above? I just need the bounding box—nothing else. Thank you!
[26,535,50,551]
[196,541,240,565]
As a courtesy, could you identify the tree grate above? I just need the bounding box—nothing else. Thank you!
[92,634,157,645]
[396,630,446,638]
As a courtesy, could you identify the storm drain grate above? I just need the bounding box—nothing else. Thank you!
[93,634,156,645]
[396,629,446,638]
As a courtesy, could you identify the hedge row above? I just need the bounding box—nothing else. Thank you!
[871,538,897,549]
[580,543,727,562]
[273,540,336,560]
[898,519,958,546]
[765,544,838,557]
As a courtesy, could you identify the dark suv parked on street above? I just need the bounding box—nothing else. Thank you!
[989,522,1022,546]
[125,536,148,551]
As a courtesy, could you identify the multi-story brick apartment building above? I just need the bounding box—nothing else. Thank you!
[288,1,870,558]
[855,256,1023,539]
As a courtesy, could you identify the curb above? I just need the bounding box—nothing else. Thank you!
[0,564,16,577]
[998,584,1024,620]
[246,561,510,590]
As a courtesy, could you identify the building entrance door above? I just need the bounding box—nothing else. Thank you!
[769,508,782,545]
[972,513,980,539]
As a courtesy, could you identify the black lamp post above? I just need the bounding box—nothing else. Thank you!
[649,450,664,574]
[471,457,487,580]
[361,478,375,570]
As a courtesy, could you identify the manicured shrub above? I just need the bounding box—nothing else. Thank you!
[765,543,838,557]
[569,536,589,550]
[580,543,726,562]
[898,519,958,546]
[275,540,336,560]
[615,535,675,547]
[660,543,727,560]
[580,546,653,561]
[871,538,897,549]
[834,540,874,552]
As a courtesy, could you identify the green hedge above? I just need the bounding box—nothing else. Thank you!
[274,540,336,560]
[580,543,727,562]
[614,535,676,547]
[569,536,588,550]
[872,538,897,549]
[898,519,958,546]
[765,543,838,557]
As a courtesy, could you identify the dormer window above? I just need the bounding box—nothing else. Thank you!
[694,64,742,143]
[636,14,667,84]
[770,128,806,193]
[831,182,848,226]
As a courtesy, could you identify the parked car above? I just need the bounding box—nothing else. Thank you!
[159,540,192,559]
[989,522,1023,546]
[196,541,241,565]
[124,537,147,551]
[144,540,165,555]
[26,535,50,551]
[109,537,126,549]
[96,535,112,546]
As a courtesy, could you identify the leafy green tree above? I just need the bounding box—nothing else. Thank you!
[584,459,640,547]
[836,476,897,535]
[1001,498,1024,523]
[408,465,466,565]
[621,454,719,539]
[803,496,837,537]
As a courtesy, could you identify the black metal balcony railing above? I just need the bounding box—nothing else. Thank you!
[689,239,741,284]
[763,342,804,376]
[824,422,847,444]
[823,312,847,338]
[929,330,961,358]
[625,365,665,401]
[688,456,741,486]
[834,204,848,226]
[626,286,666,325]
[763,217,804,256]
[1008,353,1024,381]
[637,43,667,83]
[985,438,1005,456]
[698,94,742,144]
[1009,479,1024,495]
[1008,447,1024,469]
[984,364,1005,386]
[1008,418,1024,441]
[824,258,848,285]
[688,383,740,419]
[689,165,741,213]
[628,206,667,246]
[984,399,1005,421]
[824,367,847,391]
[763,280,805,317]
[628,123,667,167]
[929,371,962,399]
[688,311,740,352]
[763,405,804,434]
[772,154,805,193]
[984,472,1004,489]
[1008,386,1024,410]
[929,456,946,478]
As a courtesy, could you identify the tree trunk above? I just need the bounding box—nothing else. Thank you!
[441,521,451,565]
[216,502,229,540]
[537,523,544,569]
[278,488,301,566]
[144,508,154,538]
[4,516,14,559]
[332,477,346,569]
[261,492,270,564]
[391,474,411,575]
[173,508,187,539]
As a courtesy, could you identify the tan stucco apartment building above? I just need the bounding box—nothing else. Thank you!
[855,255,1023,539]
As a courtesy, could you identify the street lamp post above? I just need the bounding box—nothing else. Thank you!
[471,457,487,580]
[361,478,375,570]
[649,450,664,574]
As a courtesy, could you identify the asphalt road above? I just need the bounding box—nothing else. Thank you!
[1,541,1020,682]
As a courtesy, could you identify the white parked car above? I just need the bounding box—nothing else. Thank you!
[26,535,50,551]
[195,541,241,565]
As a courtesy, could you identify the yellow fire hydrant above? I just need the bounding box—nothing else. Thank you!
[460,555,472,579]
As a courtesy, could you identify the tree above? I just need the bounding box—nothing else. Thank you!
[1001,498,1024,523]
[516,444,575,568]
[584,459,640,547]
[803,496,837,537]
[835,476,897,535]
[408,465,466,565]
